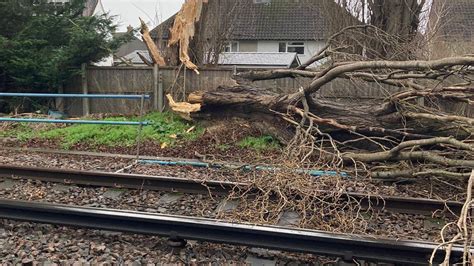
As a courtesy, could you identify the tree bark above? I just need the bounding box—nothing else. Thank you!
[367,0,425,59]
[185,84,470,141]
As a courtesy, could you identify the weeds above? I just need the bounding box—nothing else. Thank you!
[237,135,280,151]
[1,112,203,149]
[0,123,34,140]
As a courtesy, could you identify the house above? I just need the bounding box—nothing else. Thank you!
[150,0,346,68]
[92,25,148,67]
[428,0,474,58]
[113,26,148,66]
[117,50,152,66]
[46,0,99,16]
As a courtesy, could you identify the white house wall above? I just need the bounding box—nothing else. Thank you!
[239,41,258,52]
[255,40,326,65]
[257,41,280,53]
[304,41,326,63]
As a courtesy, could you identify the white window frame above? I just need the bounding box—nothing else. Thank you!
[279,41,305,55]
[224,41,239,53]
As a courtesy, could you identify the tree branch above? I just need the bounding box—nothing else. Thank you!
[372,169,472,179]
[304,57,474,95]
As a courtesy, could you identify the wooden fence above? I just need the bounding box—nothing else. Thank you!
[64,65,471,117]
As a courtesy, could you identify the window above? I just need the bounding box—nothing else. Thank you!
[279,42,305,54]
[253,0,271,3]
[278,42,286,53]
[224,41,239,53]
[287,42,305,54]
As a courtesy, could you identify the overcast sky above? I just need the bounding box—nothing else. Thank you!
[100,0,184,32]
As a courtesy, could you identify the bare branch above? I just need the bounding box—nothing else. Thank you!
[303,56,474,96]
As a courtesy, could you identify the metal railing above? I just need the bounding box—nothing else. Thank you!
[0,92,150,126]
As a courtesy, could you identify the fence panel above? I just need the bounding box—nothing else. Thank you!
[65,66,403,116]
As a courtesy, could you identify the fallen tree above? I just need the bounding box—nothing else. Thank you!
[168,27,473,180]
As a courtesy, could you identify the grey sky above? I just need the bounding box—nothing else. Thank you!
[100,0,184,32]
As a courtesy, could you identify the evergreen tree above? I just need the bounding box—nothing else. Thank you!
[0,0,130,92]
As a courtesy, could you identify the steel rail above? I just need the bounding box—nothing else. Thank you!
[0,164,235,195]
[0,147,206,161]
[0,199,465,264]
[0,165,464,215]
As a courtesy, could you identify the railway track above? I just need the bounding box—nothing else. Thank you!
[1,147,183,161]
[0,198,469,265]
[0,152,470,264]
[0,164,464,215]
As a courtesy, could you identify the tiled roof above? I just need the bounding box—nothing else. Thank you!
[151,0,345,41]
[119,51,299,67]
[231,0,330,40]
[218,52,299,68]
[112,33,147,58]
[116,50,151,65]
[438,0,474,41]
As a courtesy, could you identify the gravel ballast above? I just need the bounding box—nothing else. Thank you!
[0,148,460,264]
[0,149,466,201]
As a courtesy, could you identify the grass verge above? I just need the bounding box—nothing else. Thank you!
[1,112,203,149]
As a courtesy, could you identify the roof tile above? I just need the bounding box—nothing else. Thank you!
[438,0,474,41]
[151,0,341,41]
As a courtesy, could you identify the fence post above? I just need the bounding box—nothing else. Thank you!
[159,69,164,112]
[56,84,65,113]
[153,64,158,110]
[153,64,164,112]
[81,63,90,116]
[183,66,186,101]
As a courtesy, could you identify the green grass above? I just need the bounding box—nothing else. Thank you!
[0,123,35,141]
[216,144,231,151]
[2,113,283,152]
[237,135,280,151]
[1,112,203,149]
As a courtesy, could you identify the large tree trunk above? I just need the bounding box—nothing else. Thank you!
[187,84,471,141]
[368,0,425,59]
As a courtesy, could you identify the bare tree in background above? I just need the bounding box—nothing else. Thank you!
[368,0,426,59]
[189,0,244,65]
[324,0,431,60]
[83,0,99,16]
